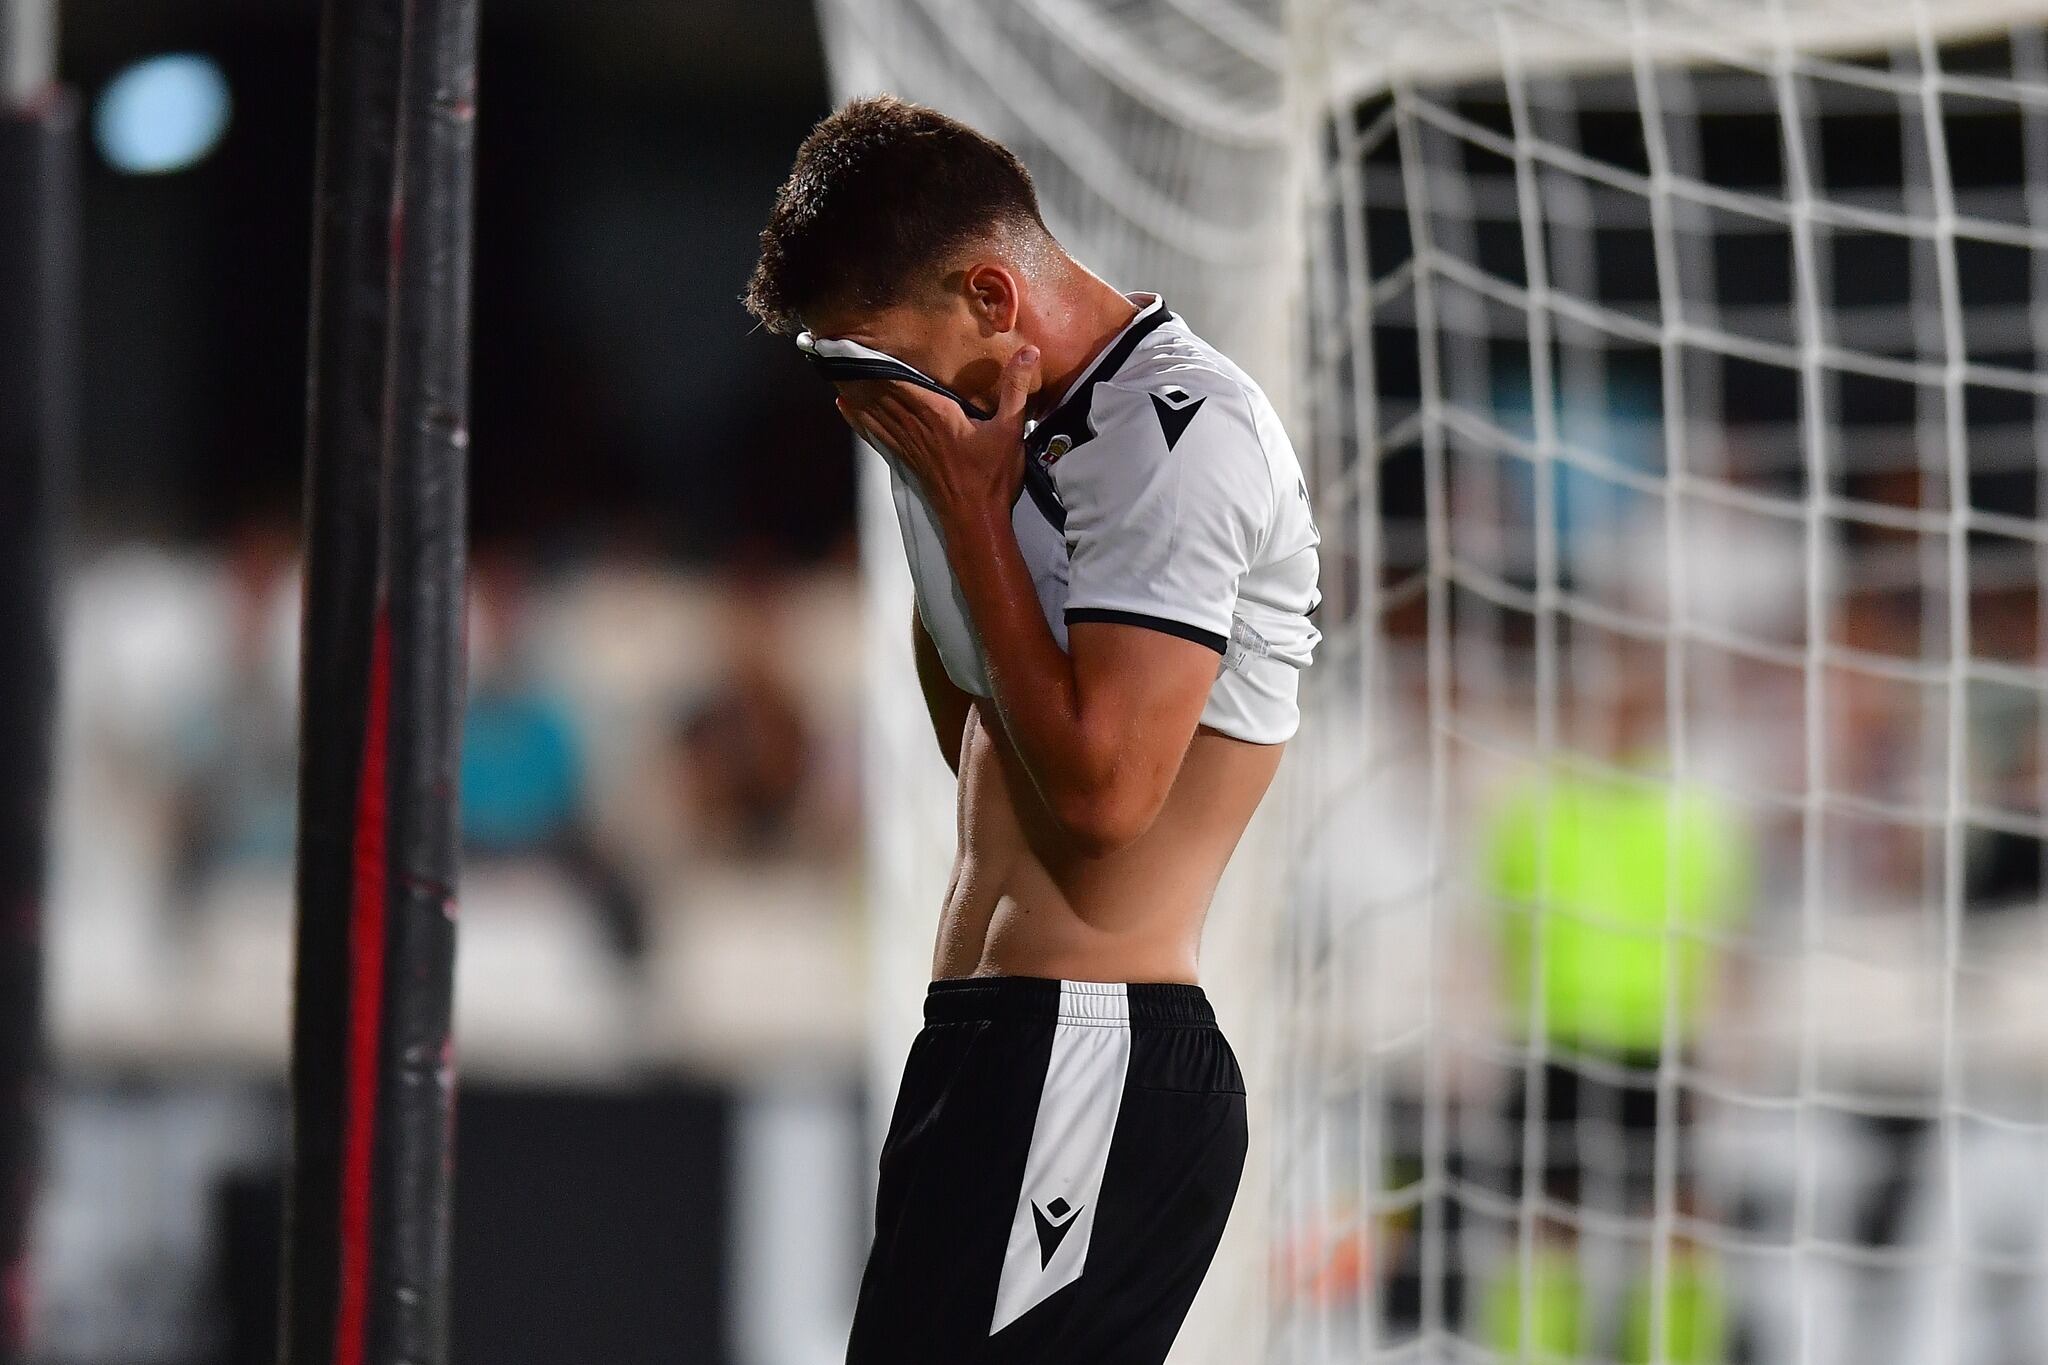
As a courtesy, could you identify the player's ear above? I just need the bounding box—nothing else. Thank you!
[963,262,1021,336]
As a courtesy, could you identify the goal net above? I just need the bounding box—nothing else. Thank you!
[814,2,2048,1362]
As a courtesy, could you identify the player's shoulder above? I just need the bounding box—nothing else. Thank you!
[1104,321,1268,419]
[1084,320,1277,467]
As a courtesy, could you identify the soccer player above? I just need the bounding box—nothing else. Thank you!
[746,97,1320,1362]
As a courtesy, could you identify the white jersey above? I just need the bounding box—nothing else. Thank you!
[884,293,1321,745]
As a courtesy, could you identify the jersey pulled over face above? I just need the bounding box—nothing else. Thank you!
[880,293,1322,745]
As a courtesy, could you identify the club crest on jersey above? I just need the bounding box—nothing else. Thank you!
[1150,385,1206,450]
[1042,433,1074,465]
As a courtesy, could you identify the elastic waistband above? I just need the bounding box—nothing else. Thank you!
[924,976,1217,1029]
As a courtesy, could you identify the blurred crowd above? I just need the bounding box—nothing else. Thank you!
[46,516,867,1079]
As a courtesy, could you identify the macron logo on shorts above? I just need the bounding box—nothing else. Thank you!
[1032,1197,1083,1267]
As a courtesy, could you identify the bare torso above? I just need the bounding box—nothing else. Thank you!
[933,697,1283,983]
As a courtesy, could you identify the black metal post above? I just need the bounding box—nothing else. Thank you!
[280,0,475,1359]
[0,38,73,1361]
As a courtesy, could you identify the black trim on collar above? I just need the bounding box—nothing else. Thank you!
[1065,607,1227,655]
[794,333,993,419]
[1024,299,1174,465]
[801,354,994,421]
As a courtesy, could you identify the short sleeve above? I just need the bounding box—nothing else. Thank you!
[1054,379,1272,654]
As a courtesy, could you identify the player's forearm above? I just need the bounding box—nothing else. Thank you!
[938,503,1131,849]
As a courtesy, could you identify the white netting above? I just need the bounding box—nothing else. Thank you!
[816,2,2048,1361]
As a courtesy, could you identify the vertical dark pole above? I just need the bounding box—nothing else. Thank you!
[0,37,74,1361]
[281,0,474,1359]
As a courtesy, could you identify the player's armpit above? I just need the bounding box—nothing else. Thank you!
[912,607,972,776]
[1052,619,1219,856]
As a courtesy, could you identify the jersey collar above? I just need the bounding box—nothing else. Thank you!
[1024,293,1172,465]
[792,331,994,420]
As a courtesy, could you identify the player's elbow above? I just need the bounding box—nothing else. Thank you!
[1050,782,1160,858]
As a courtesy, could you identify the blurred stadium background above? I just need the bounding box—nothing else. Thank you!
[18,4,865,1362]
[9,1,2048,1363]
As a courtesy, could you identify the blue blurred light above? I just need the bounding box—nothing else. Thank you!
[94,54,232,175]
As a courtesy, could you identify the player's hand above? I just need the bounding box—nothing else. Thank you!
[836,345,1040,525]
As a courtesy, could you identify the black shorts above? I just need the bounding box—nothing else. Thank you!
[846,977,1248,1365]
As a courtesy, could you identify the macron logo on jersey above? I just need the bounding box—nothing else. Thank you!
[1149,386,1205,450]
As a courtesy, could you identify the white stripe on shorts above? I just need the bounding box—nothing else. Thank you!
[989,981,1132,1334]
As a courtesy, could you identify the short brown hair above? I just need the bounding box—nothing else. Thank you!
[743,96,1049,336]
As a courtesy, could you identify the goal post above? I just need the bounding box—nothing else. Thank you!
[816,2,2048,1361]
[282,0,475,1359]
[0,7,71,1357]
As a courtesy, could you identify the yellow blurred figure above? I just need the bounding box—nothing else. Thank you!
[1490,769,1749,1057]
[1476,652,1753,1363]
